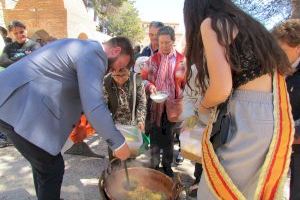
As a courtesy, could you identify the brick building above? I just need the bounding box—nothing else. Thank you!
[0,0,99,40]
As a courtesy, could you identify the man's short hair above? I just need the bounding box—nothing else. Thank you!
[272,19,300,47]
[8,20,26,30]
[157,26,175,41]
[105,36,134,68]
[149,21,164,29]
[0,26,8,37]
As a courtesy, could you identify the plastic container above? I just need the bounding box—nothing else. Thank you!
[115,124,143,156]
[179,126,204,163]
[150,91,169,103]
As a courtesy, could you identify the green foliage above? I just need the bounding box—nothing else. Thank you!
[92,0,144,44]
[91,0,127,18]
[106,1,144,44]
[91,0,127,32]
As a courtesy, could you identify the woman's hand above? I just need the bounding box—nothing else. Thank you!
[149,84,157,94]
[137,122,145,132]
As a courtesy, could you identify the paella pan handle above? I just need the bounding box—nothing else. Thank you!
[98,158,121,200]
[172,174,184,199]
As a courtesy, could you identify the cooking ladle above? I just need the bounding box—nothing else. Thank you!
[122,160,137,191]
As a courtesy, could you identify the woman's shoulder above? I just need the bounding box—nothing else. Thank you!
[200,18,213,32]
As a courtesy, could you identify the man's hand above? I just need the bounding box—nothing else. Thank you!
[113,143,131,160]
[137,122,145,132]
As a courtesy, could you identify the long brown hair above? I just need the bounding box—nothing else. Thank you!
[184,0,291,94]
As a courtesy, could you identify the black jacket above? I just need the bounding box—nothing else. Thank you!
[286,63,300,136]
[140,45,158,57]
[0,39,41,67]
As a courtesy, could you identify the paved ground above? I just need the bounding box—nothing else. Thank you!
[0,134,291,200]
[0,135,198,200]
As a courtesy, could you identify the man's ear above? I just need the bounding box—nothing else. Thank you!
[111,46,121,57]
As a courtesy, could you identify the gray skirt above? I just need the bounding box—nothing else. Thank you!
[197,90,274,200]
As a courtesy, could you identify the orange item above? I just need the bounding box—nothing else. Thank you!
[69,115,95,143]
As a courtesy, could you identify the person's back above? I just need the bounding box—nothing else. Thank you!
[183,0,292,199]
[0,38,112,155]
[0,36,134,200]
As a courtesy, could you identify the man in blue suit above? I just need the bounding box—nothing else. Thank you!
[0,36,133,200]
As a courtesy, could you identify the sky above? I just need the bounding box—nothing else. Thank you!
[134,0,185,31]
[133,0,289,31]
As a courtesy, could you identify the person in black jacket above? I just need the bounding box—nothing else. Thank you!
[273,19,300,200]
[0,20,41,148]
[140,21,164,57]
[0,20,40,68]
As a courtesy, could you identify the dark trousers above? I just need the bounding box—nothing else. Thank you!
[290,144,300,200]
[0,120,64,200]
[150,111,176,168]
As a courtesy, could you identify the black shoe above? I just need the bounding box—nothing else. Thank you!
[163,166,174,177]
[175,154,184,165]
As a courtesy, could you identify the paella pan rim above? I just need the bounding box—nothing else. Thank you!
[103,167,176,200]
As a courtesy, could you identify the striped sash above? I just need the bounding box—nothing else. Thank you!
[201,71,294,200]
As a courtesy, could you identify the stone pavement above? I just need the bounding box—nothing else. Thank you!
[0,135,198,200]
[0,134,291,200]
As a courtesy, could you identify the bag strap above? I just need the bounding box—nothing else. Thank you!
[131,72,137,124]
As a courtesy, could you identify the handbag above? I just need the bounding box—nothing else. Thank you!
[210,99,231,150]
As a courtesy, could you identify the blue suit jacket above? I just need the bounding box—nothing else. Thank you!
[0,39,125,155]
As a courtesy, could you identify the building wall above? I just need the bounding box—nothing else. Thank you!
[63,0,96,38]
[2,0,98,39]
[3,0,67,38]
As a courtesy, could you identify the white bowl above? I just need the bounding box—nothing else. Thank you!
[150,91,169,103]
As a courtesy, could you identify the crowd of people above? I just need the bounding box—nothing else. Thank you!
[0,0,299,199]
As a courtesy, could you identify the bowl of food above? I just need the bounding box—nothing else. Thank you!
[99,166,182,200]
[150,91,169,103]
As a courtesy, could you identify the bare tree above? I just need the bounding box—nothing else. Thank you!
[234,0,292,28]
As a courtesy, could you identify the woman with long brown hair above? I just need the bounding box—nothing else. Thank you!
[184,0,294,199]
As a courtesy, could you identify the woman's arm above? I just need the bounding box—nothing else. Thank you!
[140,58,157,94]
[199,18,233,112]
